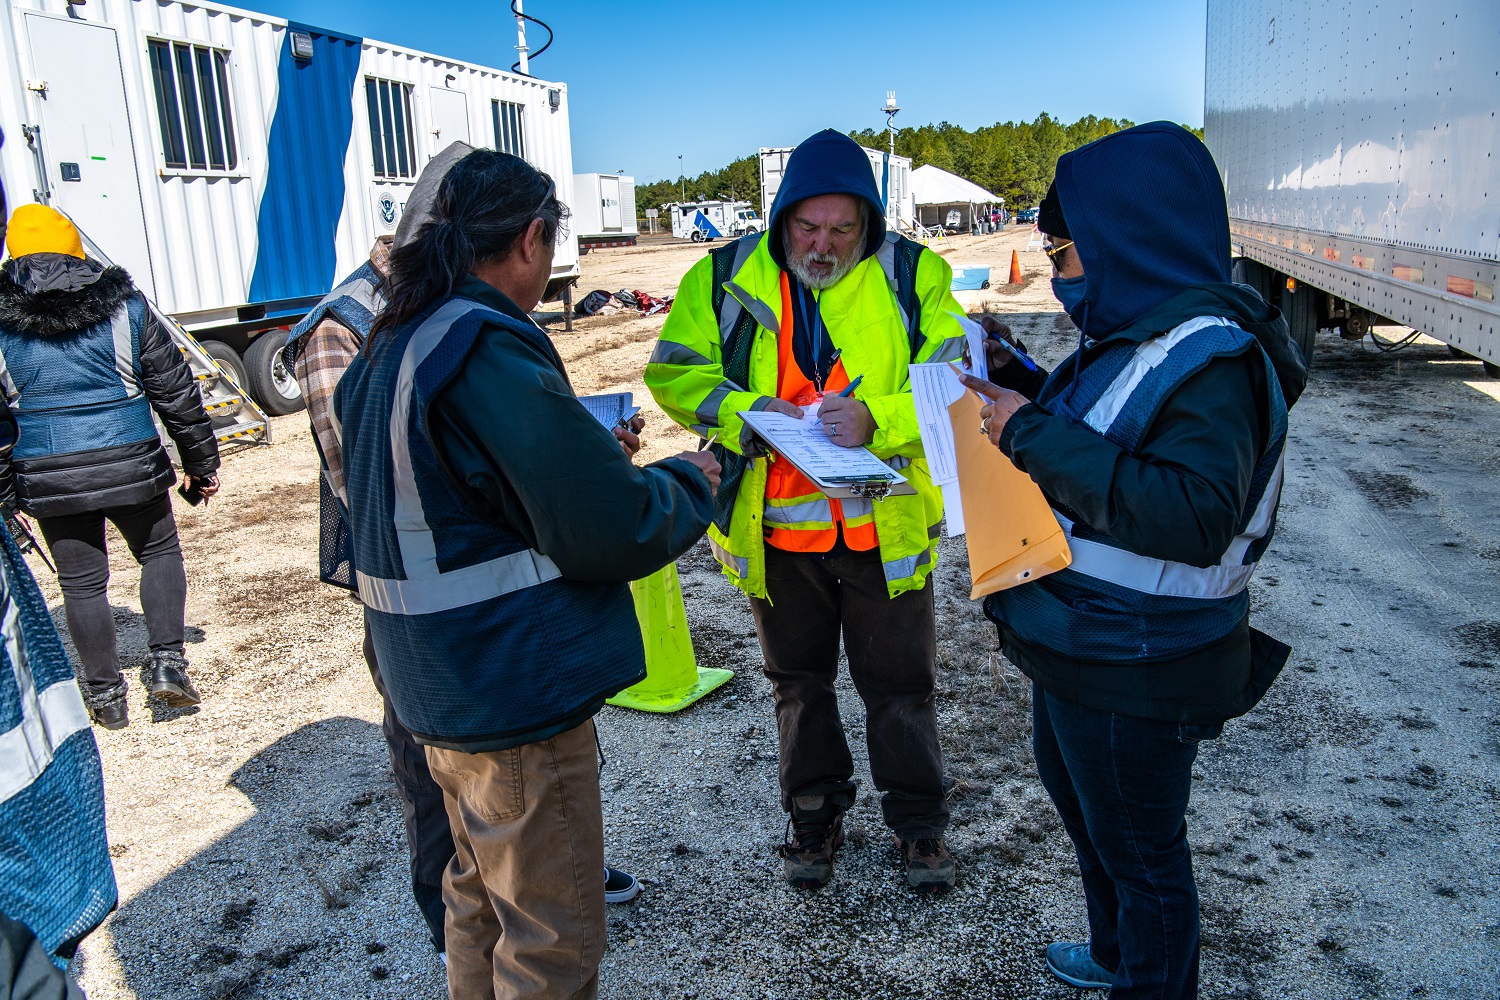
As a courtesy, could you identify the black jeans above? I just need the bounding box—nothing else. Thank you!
[1032,686,1222,1000]
[363,615,455,953]
[749,542,947,840]
[36,493,187,697]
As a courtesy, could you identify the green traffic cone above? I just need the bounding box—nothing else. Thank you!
[607,562,733,713]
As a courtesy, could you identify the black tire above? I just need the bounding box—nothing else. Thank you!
[690,230,705,243]
[1448,344,1471,359]
[980,279,991,289]
[200,339,248,391]
[244,329,305,416]
[1484,361,1500,379]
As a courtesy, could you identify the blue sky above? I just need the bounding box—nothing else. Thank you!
[252,1,1208,182]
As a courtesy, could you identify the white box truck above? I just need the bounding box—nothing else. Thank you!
[1204,0,1499,375]
[669,200,758,242]
[572,172,638,249]
[760,145,914,233]
[0,0,581,418]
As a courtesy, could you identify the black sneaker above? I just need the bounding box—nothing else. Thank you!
[897,837,956,893]
[604,865,641,904]
[143,650,201,707]
[86,681,129,730]
[778,812,845,890]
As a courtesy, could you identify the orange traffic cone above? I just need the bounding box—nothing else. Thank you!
[1008,250,1023,286]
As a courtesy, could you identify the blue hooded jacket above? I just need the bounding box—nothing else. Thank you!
[767,129,886,270]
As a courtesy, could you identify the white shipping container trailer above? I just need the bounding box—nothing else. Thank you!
[1204,0,1499,375]
[0,0,580,415]
[572,172,637,248]
[759,145,914,233]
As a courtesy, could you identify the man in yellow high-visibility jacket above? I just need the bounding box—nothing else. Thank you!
[646,129,969,893]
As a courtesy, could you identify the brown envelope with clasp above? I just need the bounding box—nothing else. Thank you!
[948,388,1072,599]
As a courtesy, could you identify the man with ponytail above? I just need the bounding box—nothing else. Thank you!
[333,149,718,1000]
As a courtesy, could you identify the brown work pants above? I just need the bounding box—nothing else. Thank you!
[425,720,604,1000]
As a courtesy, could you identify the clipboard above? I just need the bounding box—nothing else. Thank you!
[739,410,916,500]
[948,388,1071,598]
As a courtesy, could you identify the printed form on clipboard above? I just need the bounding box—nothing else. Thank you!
[738,410,915,500]
[578,392,642,429]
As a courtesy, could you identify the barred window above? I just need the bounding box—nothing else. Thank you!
[492,100,525,159]
[147,40,238,171]
[366,78,417,179]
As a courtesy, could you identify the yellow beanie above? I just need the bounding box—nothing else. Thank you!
[6,204,85,260]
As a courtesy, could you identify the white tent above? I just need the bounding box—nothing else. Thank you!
[911,164,1002,232]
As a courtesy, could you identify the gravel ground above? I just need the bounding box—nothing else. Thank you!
[52,228,1500,999]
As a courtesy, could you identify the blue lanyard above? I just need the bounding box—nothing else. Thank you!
[795,286,829,392]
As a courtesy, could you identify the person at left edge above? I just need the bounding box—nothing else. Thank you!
[0,205,220,731]
[334,149,718,1000]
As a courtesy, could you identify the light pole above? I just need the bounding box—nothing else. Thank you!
[883,91,900,156]
[678,154,685,202]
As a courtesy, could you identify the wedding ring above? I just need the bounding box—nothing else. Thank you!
[830,422,839,435]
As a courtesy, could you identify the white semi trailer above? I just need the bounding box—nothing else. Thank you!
[760,145,914,234]
[1204,0,1499,375]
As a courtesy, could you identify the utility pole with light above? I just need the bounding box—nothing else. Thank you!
[678,154,685,202]
[883,91,900,156]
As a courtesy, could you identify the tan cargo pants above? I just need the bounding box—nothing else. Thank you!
[425,719,604,1000]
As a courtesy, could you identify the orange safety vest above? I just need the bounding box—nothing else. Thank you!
[764,272,879,553]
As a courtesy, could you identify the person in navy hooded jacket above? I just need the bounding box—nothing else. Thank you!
[961,123,1307,998]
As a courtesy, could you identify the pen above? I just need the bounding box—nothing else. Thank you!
[988,332,1039,372]
[837,374,864,397]
[698,432,718,451]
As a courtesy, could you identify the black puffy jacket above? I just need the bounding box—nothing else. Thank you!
[0,257,219,517]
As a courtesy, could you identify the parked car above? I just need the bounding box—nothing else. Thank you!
[1014,207,1039,225]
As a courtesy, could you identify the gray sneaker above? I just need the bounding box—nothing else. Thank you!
[897,837,957,893]
[778,812,845,890]
[143,650,201,707]
[1045,941,1114,989]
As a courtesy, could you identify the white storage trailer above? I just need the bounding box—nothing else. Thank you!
[572,172,637,248]
[760,145,914,233]
[0,0,581,415]
[1204,0,1499,375]
[669,200,757,242]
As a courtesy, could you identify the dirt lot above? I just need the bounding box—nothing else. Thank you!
[56,227,1500,999]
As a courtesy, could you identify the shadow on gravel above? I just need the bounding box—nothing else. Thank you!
[104,716,444,1000]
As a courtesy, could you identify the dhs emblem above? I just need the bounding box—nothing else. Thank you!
[371,186,403,233]
[379,193,398,227]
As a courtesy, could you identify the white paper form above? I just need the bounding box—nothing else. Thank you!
[738,410,906,489]
[909,362,970,536]
[952,313,989,383]
[578,392,640,429]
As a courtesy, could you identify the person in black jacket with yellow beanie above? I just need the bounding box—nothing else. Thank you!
[0,204,220,730]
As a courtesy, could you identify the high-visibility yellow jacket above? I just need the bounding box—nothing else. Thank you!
[646,233,968,599]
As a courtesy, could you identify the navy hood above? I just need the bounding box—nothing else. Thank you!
[767,129,885,269]
[1053,121,1231,339]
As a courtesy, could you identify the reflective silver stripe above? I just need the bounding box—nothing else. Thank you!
[0,566,91,807]
[841,498,875,520]
[650,340,714,367]
[717,232,765,343]
[1084,316,1233,434]
[1053,510,1257,600]
[926,336,967,364]
[336,275,383,315]
[724,281,780,334]
[0,349,16,403]
[357,549,561,616]
[708,534,748,578]
[881,543,931,583]
[110,306,141,398]
[695,381,736,425]
[356,299,562,616]
[763,497,833,526]
[1223,452,1286,566]
[885,455,912,471]
[874,232,911,332]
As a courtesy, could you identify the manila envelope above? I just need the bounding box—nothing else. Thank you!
[949,389,1072,599]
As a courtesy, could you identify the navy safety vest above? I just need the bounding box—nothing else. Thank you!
[333,296,646,751]
[284,261,385,590]
[0,296,158,466]
[992,315,1288,662]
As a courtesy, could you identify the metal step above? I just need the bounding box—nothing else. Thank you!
[213,418,270,445]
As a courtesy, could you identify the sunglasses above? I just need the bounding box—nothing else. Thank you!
[1043,239,1074,265]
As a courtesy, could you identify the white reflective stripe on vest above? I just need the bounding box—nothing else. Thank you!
[709,534,748,578]
[110,305,142,399]
[881,544,931,584]
[357,299,562,616]
[0,570,91,807]
[1083,316,1235,435]
[1222,449,1286,566]
[337,275,384,315]
[1053,510,1256,600]
[763,497,833,526]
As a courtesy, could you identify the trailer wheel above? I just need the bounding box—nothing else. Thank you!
[200,339,248,392]
[244,329,305,416]
[690,229,705,243]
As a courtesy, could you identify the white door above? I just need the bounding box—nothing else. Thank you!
[24,14,155,297]
[428,87,470,154]
[600,175,621,232]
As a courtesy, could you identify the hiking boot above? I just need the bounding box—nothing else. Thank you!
[85,681,129,730]
[1044,941,1114,989]
[143,650,201,708]
[604,865,641,904]
[897,836,956,893]
[778,812,845,890]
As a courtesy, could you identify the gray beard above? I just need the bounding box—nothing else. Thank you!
[785,243,862,290]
